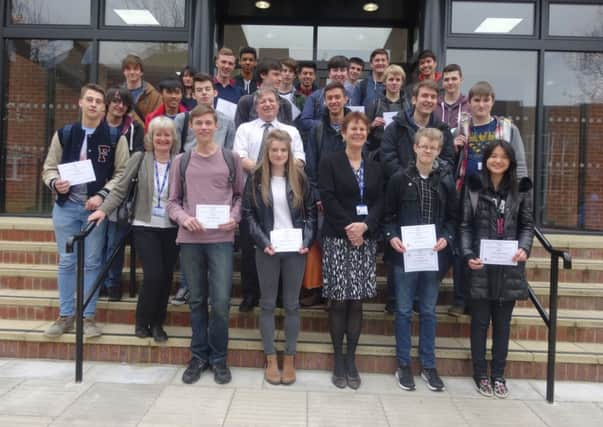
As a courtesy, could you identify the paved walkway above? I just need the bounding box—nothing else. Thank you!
[0,358,602,426]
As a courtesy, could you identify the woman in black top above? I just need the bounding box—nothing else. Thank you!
[318,111,384,389]
[460,140,534,399]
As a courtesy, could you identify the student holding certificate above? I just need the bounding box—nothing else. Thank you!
[88,116,178,343]
[242,129,316,385]
[383,128,457,393]
[460,141,534,399]
[318,112,383,390]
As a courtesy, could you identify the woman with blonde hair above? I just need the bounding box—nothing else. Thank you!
[88,116,179,342]
[242,129,317,385]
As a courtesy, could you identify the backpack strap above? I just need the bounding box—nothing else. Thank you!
[180,111,189,153]
[359,78,368,103]
[59,124,73,148]
[221,147,236,185]
[178,150,192,206]
[109,125,119,146]
[314,120,324,157]
[469,190,479,216]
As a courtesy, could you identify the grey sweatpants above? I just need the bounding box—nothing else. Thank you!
[255,248,306,355]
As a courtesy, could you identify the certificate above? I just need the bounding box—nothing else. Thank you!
[480,239,518,266]
[383,111,398,128]
[270,228,303,253]
[215,98,237,121]
[195,204,230,229]
[403,248,439,272]
[58,159,96,186]
[401,224,437,250]
[291,103,301,121]
[348,106,365,114]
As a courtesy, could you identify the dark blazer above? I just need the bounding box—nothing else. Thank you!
[318,150,384,239]
[242,172,317,251]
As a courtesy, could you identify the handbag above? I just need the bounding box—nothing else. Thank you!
[114,153,145,225]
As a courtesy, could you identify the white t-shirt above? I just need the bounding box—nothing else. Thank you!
[271,176,293,230]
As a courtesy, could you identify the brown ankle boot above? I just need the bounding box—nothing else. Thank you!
[264,354,281,385]
[281,355,296,385]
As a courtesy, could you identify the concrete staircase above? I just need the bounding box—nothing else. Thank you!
[0,217,601,381]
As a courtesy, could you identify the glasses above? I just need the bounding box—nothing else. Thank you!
[417,145,439,152]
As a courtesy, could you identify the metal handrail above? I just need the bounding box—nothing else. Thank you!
[66,220,135,382]
[528,226,572,404]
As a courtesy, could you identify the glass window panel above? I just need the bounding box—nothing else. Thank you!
[549,4,603,37]
[542,52,603,231]
[2,39,91,214]
[446,49,537,180]
[10,0,91,25]
[451,1,534,35]
[104,0,186,28]
[317,27,407,63]
[98,41,188,89]
[223,25,313,61]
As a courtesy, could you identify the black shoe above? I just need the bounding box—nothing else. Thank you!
[107,286,122,302]
[384,300,395,314]
[332,353,346,388]
[238,297,258,313]
[345,356,361,390]
[212,361,232,384]
[299,290,324,307]
[151,325,168,343]
[421,367,445,392]
[395,365,415,391]
[135,326,151,338]
[182,358,209,384]
[412,300,420,314]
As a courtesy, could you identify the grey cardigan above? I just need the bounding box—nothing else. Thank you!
[99,151,174,224]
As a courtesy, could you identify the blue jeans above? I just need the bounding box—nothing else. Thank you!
[180,242,233,364]
[103,220,129,289]
[52,200,107,317]
[393,266,440,368]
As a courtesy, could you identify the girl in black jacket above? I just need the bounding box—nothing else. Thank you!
[242,129,317,386]
[460,140,534,399]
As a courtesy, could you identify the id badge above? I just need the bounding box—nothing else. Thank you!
[477,161,483,171]
[152,206,165,218]
[356,204,368,216]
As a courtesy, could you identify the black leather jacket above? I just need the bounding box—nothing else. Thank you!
[242,172,317,251]
[460,176,534,301]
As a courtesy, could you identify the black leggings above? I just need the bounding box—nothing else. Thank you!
[328,300,363,374]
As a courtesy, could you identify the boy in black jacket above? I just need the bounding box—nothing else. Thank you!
[384,127,457,392]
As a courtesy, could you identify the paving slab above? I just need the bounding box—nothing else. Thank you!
[171,366,265,389]
[308,391,389,427]
[0,359,77,380]
[224,389,306,427]
[0,414,53,426]
[138,385,233,427]
[381,395,468,427]
[529,380,603,402]
[0,377,22,398]
[51,382,162,427]
[83,362,178,384]
[452,398,548,426]
[444,377,543,401]
[525,401,603,427]
[0,379,91,417]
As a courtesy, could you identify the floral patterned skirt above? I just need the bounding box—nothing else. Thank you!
[321,237,377,301]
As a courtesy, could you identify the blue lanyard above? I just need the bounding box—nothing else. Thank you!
[353,160,365,203]
[154,160,171,208]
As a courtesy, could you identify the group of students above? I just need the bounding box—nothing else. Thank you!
[41,47,533,398]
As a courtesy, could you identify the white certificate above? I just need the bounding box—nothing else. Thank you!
[195,204,230,229]
[401,224,437,250]
[403,248,439,272]
[215,98,237,121]
[58,159,96,186]
[480,239,518,266]
[270,228,303,253]
[383,111,398,128]
[348,106,365,114]
[291,103,301,121]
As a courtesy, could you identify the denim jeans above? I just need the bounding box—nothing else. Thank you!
[393,265,440,368]
[52,200,107,317]
[180,242,233,364]
[103,220,129,289]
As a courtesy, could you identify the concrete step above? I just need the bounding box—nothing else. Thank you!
[0,289,602,343]
[0,318,600,381]
[1,262,601,310]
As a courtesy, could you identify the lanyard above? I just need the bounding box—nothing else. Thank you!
[352,160,365,203]
[154,160,171,208]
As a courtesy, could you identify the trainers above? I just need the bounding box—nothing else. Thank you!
[212,361,232,384]
[474,377,494,397]
[492,377,509,399]
[447,303,465,317]
[107,286,122,302]
[44,316,74,338]
[182,358,209,384]
[421,368,445,391]
[384,300,395,314]
[171,288,189,306]
[395,365,415,391]
[84,317,102,338]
